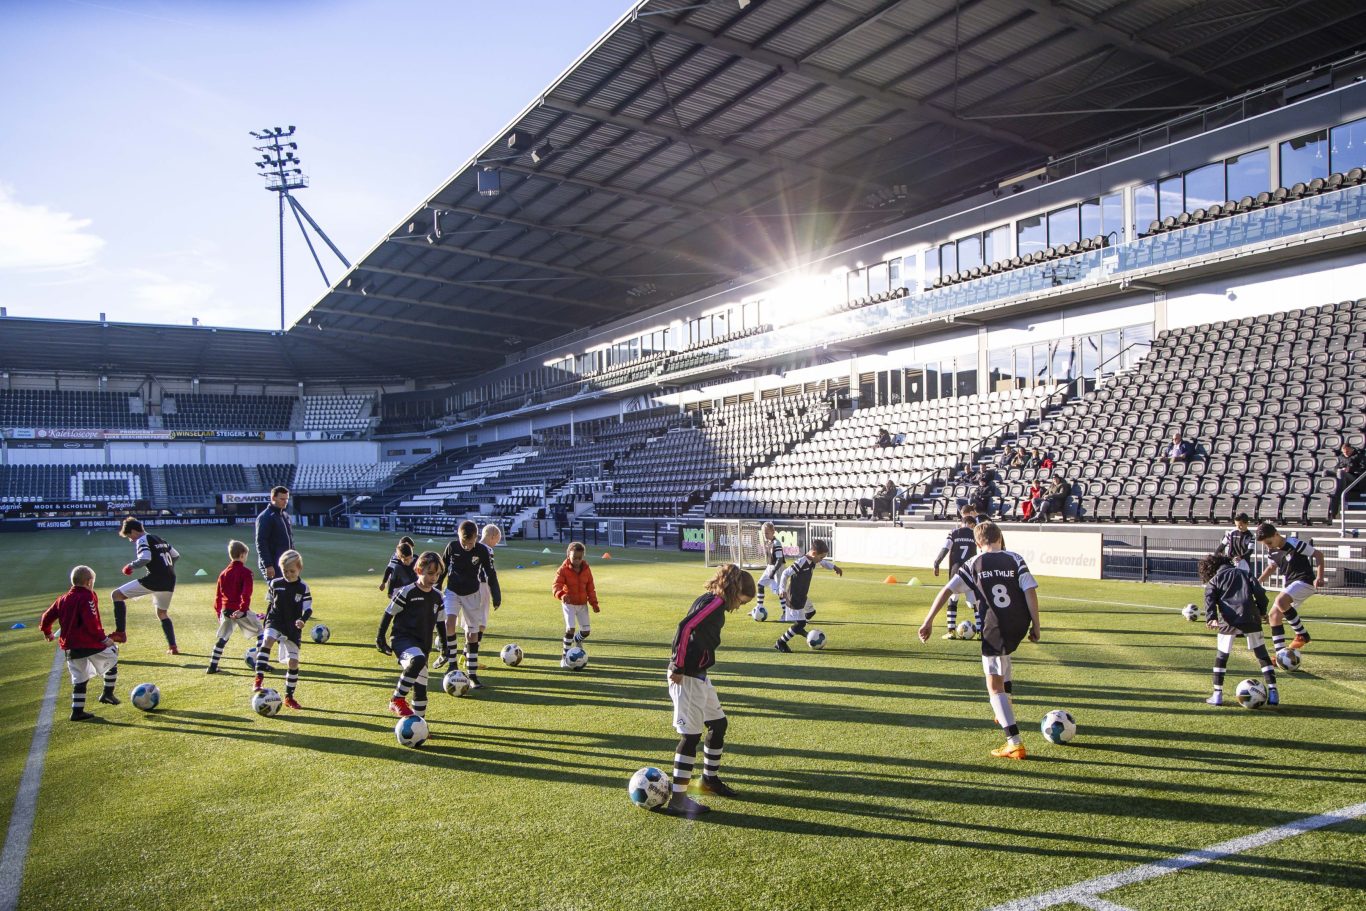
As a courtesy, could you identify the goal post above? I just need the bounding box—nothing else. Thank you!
[703,519,832,567]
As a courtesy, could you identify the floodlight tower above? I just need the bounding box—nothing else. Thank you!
[249,126,350,330]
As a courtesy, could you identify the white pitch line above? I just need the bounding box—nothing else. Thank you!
[1044,594,1366,629]
[0,647,65,911]
[982,801,1366,911]
[1074,897,1137,911]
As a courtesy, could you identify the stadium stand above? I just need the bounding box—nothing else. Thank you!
[0,464,151,504]
[257,463,296,492]
[0,390,145,429]
[938,300,1366,526]
[293,462,401,493]
[712,386,1059,520]
[1140,170,1364,237]
[160,393,294,430]
[594,394,830,517]
[399,449,534,510]
[163,464,249,504]
[299,394,372,431]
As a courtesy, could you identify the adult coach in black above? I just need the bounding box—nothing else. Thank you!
[255,486,294,581]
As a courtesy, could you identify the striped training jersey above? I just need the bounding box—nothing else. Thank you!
[948,550,1037,657]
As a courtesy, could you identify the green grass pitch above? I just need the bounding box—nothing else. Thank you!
[1,526,1363,911]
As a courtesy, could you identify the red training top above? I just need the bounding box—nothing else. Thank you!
[40,587,109,651]
[214,561,254,616]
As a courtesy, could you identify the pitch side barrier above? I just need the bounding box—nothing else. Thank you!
[0,516,243,533]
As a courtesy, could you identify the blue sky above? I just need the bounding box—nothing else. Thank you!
[0,0,634,330]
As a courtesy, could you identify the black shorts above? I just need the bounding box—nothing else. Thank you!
[391,636,428,658]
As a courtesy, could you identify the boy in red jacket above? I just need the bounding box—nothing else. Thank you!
[40,565,120,721]
[552,541,600,664]
[207,540,259,674]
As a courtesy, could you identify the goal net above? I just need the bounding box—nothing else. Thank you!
[703,520,834,567]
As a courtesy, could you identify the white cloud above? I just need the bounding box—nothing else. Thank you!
[0,184,106,271]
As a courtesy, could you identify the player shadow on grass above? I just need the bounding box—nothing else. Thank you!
[1080,722,1366,757]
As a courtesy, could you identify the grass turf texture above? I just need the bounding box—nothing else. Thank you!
[1,526,1363,911]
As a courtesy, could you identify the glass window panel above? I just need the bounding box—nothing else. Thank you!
[1158,175,1183,219]
[957,235,982,272]
[1079,334,1100,380]
[1101,192,1124,243]
[1331,116,1366,174]
[1051,338,1074,384]
[868,261,890,295]
[1101,331,1120,373]
[887,257,901,290]
[1032,345,1049,386]
[847,269,866,300]
[1134,182,1158,235]
[939,242,958,277]
[923,250,939,290]
[940,361,954,398]
[1226,148,1269,201]
[1047,205,1079,247]
[1080,197,1102,241]
[889,370,902,404]
[989,348,1013,392]
[1280,130,1328,186]
[925,366,939,400]
[1184,161,1224,211]
[1017,214,1047,257]
[984,224,1010,263]
[956,365,977,398]
[904,368,924,403]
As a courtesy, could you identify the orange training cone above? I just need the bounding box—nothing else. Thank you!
[602,552,612,559]
[884,575,899,584]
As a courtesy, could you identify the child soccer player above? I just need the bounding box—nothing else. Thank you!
[41,565,120,721]
[553,541,599,664]
[377,551,445,718]
[933,511,979,639]
[1254,522,1321,657]
[919,521,1041,760]
[658,563,756,817]
[110,517,180,654]
[253,550,311,709]
[754,522,786,619]
[773,539,842,653]
[1198,553,1278,706]
[207,540,258,674]
[1216,513,1255,574]
[378,537,417,593]
[438,520,499,689]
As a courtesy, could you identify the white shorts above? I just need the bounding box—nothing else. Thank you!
[215,611,263,642]
[1279,581,1316,606]
[982,654,1013,677]
[562,602,591,632]
[115,580,173,613]
[780,599,813,623]
[757,569,782,596]
[479,582,493,614]
[443,590,486,633]
[397,646,429,687]
[948,588,977,607]
[1217,631,1266,653]
[669,675,724,735]
[263,628,300,662]
[67,646,118,686]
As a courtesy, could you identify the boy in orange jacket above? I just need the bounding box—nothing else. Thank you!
[552,541,599,664]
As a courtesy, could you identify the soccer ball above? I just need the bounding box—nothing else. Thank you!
[244,646,271,670]
[1235,678,1268,709]
[1276,648,1302,671]
[806,629,826,649]
[1182,604,1199,621]
[750,605,767,622]
[395,714,430,748]
[442,669,472,697]
[627,766,671,810]
[130,683,160,712]
[564,646,588,670]
[500,643,523,666]
[1040,709,1077,744]
[310,624,330,644]
[956,620,976,640]
[252,688,282,717]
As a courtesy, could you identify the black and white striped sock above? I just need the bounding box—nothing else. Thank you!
[1212,649,1230,693]
[209,637,227,669]
[672,752,695,794]
[1253,644,1277,689]
[562,631,575,653]
[946,594,958,629]
[394,671,415,699]
[412,683,427,717]
[466,641,479,676]
[756,586,765,610]
[702,745,723,778]
[1270,624,1286,651]
[72,680,87,712]
[254,646,272,674]
[103,661,117,696]
[285,668,298,697]
[779,621,806,644]
[1284,607,1306,638]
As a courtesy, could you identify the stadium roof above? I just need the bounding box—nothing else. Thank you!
[7,0,1364,383]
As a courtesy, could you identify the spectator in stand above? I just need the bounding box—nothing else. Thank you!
[1164,431,1194,464]
[1008,448,1028,470]
[972,471,1001,518]
[1333,442,1366,517]
[997,445,1017,471]
[876,427,892,448]
[1020,480,1043,522]
[1038,475,1072,522]
[874,480,899,521]
[1039,451,1054,471]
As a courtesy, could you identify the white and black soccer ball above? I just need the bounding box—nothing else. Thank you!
[131,683,160,712]
[1276,648,1302,672]
[1182,604,1199,621]
[806,628,826,649]
[628,766,671,810]
[244,646,259,669]
[956,620,976,640]
[564,646,589,670]
[1235,678,1268,709]
[1040,709,1077,744]
[750,605,768,622]
[310,624,330,644]
[252,687,283,717]
[395,714,430,748]
[500,643,523,666]
[443,669,472,697]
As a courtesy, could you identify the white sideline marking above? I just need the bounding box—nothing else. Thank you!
[1044,594,1366,629]
[0,648,64,911]
[983,801,1366,911]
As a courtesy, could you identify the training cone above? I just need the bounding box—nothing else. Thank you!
[368,567,375,573]
[602,552,612,559]
[516,564,525,569]
[906,577,920,587]
[531,560,540,566]
[194,568,207,577]
[541,547,552,554]
[426,538,435,543]
[10,623,25,630]
[883,575,899,585]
